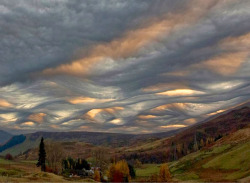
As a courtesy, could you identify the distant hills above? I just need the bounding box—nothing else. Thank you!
[0,105,249,160]
[120,106,250,163]
[0,130,13,145]
[0,126,180,156]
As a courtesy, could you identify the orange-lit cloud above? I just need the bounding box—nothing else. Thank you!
[0,99,12,108]
[184,118,197,125]
[142,82,188,92]
[220,33,250,51]
[84,107,124,122]
[137,115,157,119]
[194,33,250,75]
[21,121,35,126]
[109,118,124,125]
[160,124,187,128]
[206,109,225,116]
[157,89,204,96]
[197,52,248,76]
[84,109,103,120]
[150,103,188,113]
[163,70,191,77]
[68,97,114,104]
[28,113,46,123]
[0,113,18,123]
[50,124,59,129]
[42,0,220,77]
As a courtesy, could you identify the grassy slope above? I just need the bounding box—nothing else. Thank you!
[134,128,250,182]
[135,164,161,177]
[0,135,40,156]
[121,138,167,152]
[169,129,250,182]
[0,158,95,182]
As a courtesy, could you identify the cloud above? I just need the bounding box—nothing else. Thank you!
[0,99,12,108]
[0,0,250,133]
[41,0,220,77]
[27,113,46,124]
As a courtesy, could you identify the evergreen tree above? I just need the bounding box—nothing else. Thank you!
[37,137,46,172]
[128,164,136,179]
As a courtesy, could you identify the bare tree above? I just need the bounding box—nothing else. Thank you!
[46,140,65,174]
[92,147,110,171]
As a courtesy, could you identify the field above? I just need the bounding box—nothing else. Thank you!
[0,139,250,182]
[129,132,250,182]
[0,158,94,182]
[169,139,250,182]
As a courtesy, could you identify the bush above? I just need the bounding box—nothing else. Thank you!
[5,153,13,160]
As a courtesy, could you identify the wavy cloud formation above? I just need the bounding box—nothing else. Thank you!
[0,0,250,134]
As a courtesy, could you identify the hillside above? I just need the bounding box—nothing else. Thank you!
[0,130,13,145]
[120,106,250,163]
[0,128,180,156]
[0,135,26,153]
[169,127,250,182]
[132,127,250,182]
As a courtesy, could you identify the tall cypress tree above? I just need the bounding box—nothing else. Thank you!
[36,137,46,172]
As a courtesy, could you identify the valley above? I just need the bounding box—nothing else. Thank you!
[0,106,249,182]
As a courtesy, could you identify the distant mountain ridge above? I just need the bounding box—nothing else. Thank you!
[0,130,13,145]
[0,127,180,156]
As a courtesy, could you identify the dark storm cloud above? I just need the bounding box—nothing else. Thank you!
[0,0,250,133]
[0,0,186,85]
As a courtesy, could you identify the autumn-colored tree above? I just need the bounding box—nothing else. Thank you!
[94,169,101,182]
[108,160,131,182]
[158,163,171,182]
[5,153,13,160]
[113,170,124,182]
[134,159,142,168]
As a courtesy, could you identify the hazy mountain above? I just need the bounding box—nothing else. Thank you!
[0,127,180,156]
[0,130,13,145]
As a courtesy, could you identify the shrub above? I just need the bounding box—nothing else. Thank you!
[5,153,13,160]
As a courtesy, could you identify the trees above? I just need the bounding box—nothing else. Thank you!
[37,137,46,172]
[159,163,171,182]
[62,157,90,171]
[92,147,109,171]
[108,160,131,182]
[93,169,101,182]
[128,164,136,179]
[46,141,65,173]
[5,153,13,160]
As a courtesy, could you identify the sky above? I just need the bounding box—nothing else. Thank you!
[0,0,250,134]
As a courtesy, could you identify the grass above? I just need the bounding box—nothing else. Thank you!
[203,141,250,170]
[0,158,94,182]
[124,138,166,152]
[174,172,200,181]
[135,164,161,177]
[169,140,250,182]
[0,136,40,156]
[0,158,15,165]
